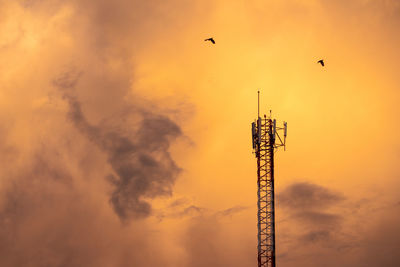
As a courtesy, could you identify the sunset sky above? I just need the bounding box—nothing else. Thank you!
[0,0,399,266]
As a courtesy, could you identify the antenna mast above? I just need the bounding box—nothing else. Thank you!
[251,92,287,267]
[258,90,260,118]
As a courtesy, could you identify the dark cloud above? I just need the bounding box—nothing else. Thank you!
[296,211,341,228]
[53,71,182,221]
[357,204,400,267]
[158,203,248,221]
[156,204,205,221]
[0,133,174,266]
[168,197,190,208]
[173,205,205,218]
[181,205,204,215]
[302,230,331,243]
[278,182,345,250]
[277,181,400,267]
[215,205,249,217]
[279,182,345,211]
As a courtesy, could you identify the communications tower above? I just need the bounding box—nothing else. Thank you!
[251,92,287,267]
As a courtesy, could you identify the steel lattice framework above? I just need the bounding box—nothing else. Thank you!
[256,117,276,267]
[251,96,287,267]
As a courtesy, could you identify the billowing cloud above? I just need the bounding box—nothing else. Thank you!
[54,70,182,220]
[0,0,192,265]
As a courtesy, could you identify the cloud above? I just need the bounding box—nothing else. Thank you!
[156,200,248,221]
[157,204,205,220]
[1,0,399,266]
[168,197,190,208]
[296,211,341,228]
[278,182,346,250]
[301,230,331,243]
[357,204,400,267]
[0,0,198,265]
[182,216,224,267]
[53,70,182,221]
[279,182,345,211]
[277,181,400,267]
[215,205,249,217]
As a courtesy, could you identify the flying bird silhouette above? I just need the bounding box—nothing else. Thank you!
[317,59,324,67]
[205,37,215,44]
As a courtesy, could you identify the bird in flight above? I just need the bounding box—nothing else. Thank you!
[317,59,324,67]
[205,37,215,44]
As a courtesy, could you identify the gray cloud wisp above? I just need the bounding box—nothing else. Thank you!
[54,71,182,221]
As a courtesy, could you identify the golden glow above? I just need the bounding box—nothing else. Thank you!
[0,0,399,266]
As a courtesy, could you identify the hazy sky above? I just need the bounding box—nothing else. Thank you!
[0,0,399,266]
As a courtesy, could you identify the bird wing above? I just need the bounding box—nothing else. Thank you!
[211,39,215,44]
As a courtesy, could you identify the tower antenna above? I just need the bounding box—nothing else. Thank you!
[251,93,287,267]
[258,90,260,118]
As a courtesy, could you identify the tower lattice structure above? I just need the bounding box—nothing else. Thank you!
[252,95,286,267]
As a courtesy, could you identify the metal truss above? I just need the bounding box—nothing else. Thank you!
[252,114,286,267]
[256,117,276,267]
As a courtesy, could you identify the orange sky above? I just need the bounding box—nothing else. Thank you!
[0,0,399,266]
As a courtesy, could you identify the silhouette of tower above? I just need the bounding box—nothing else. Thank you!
[251,92,287,267]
